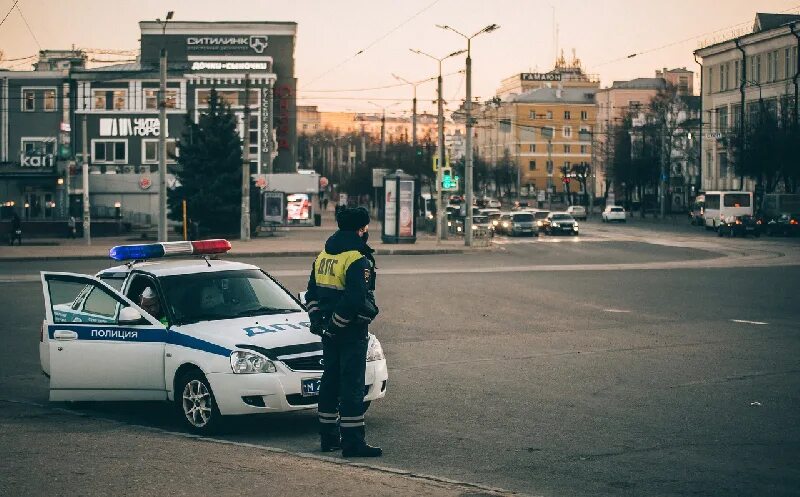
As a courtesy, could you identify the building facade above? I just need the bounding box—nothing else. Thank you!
[1,20,298,226]
[694,13,800,193]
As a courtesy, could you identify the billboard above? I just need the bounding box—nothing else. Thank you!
[399,180,414,237]
[286,193,310,221]
[384,181,397,237]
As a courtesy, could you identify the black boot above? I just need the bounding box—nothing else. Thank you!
[320,432,341,452]
[342,443,382,458]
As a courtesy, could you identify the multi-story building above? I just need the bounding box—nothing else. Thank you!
[694,13,800,192]
[0,51,84,221]
[1,20,298,227]
[496,50,600,99]
[655,67,694,95]
[475,54,598,200]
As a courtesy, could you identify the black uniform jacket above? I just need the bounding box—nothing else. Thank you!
[306,230,378,333]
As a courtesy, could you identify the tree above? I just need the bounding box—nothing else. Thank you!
[168,89,244,235]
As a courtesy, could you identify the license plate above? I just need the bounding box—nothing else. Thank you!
[301,378,321,397]
[746,227,755,231]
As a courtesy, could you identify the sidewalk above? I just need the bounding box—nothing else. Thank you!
[0,209,476,261]
[0,400,516,497]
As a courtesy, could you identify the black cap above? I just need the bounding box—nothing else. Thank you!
[337,207,371,231]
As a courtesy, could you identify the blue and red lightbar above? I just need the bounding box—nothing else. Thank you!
[109,239,231,261]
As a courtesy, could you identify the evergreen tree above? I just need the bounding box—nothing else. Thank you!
[169,89,243,235]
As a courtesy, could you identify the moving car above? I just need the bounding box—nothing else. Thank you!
[529,209,551,233]
[602,205,627,223]
[39,240,388,434]
[505,212,538,237]
[542,212,579,236]
[765,212,799,237]
[717,215,760,238]
[566,205,587,221]
[479,208,502,229]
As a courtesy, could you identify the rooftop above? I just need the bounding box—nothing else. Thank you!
[753,12,800,32]
[507,87,597,104]
[606,78,667,90]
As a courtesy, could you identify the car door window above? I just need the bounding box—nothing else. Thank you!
[48,279,119,325]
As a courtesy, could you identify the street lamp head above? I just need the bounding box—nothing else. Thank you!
[448,49,466,58]
[482,23,499,33]
[166,11,174,20]
[436,24,449,30]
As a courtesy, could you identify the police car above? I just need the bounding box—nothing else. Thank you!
[39,239,388,433]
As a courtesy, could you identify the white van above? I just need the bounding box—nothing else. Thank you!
[704,191,753,230]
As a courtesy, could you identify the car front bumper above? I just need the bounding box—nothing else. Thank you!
[208,359,388,416]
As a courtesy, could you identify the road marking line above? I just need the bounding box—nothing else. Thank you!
[603,309,631,313]
[731,319,768,325]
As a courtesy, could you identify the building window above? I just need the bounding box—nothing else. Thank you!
[529,143,536,152]
[786,48,792,80]
[93,89,127,110]
[145,89,178,109]
[92,140,127,164]
[752,55,761,84]
[580,145,588,154]
[564,111,571,120]
[718,107,728,131]
[766,52,774,82]
[734,60,740,87]
[43,90,56,111]
[545,110,553,120]
[720,63,726,91]
[528,160,536,171]
[22,90,35,111]
[679,76,689,94]
[22,138,56,157]
[563,144,571,153]
[546,160,554,174]
[542,126,554,140]
[580,110,588,120]
[719,152,729,177]
[529,110,537,119]
[628,100,641,110]
[707,67,713,95]
[142,139,178,164]
[563,126,572,138]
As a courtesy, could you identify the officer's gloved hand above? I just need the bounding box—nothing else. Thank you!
[309,318,328,337]
[355,299,379,325]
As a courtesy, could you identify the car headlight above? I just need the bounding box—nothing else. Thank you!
[457,226,462,232]
[552,223,560,227]
[367,337,384,362]
[492,220,499,226]
[230,350,277,374]
[537,220,543,226]
[573,225,579,230]
[502,221,509,227]
[472,225,477,230]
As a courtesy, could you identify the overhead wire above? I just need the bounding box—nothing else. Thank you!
[301,0,443,90]
[15,2,41,50]
[0,0,19,30]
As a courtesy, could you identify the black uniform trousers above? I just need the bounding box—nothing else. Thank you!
[317,328,369,448]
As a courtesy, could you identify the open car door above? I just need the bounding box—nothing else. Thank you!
[41,271,167,401]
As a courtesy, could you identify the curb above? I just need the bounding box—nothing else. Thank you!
[0,248,466,262]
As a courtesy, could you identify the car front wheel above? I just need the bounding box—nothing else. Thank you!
[177,371,222,434]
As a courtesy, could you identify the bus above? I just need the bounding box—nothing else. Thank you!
[704,191,753,230]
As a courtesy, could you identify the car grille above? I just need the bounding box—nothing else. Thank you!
[281,354,323,371]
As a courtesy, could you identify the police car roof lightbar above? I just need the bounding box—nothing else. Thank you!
[109,239,232,261]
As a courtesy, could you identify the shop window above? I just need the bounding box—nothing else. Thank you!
[145,89,178,110]
[92,140,127,164]
[22,90,35,111]
[142,139,178,164]
[22,138,56,157]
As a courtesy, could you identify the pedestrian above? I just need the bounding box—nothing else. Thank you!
[67,215,77,239]
[9,212,22,246]
[305,206,381,457]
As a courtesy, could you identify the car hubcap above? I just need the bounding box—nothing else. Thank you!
[182,379,212,427]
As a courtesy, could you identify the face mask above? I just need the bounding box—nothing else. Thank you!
[361,231,369,243]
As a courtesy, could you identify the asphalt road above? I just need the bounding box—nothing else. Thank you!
[2,222,799,497]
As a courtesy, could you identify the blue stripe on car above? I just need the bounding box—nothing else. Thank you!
[48,325,231,357]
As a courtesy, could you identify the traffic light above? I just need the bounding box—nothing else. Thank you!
[562,177,571,184]
[441,167,459,191]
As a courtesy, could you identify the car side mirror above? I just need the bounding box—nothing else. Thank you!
[118,306,144,325]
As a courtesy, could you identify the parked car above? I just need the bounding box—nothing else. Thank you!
[717,215,760,238]
[542,212,579,236]
[602,206,627,223]
[765,212,799,237]
[505,212,538,237]
[487,199,502,209]
[566,205,587,221]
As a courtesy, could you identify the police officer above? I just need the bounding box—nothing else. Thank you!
[306,206,381,458]
[139,287,168,327]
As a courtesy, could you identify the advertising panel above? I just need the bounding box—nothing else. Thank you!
[263,191,284,224]
[384,181,397,237]
[286,193,310,221]
[399,180,414,237]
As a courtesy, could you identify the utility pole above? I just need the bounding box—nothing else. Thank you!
[589,130,595,218]
[241,74,251,241]
[380,109,386,159]
[437,69,446,242]
[81,114,90,245]
[157,11,173,242]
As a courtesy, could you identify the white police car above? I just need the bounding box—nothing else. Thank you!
[39,239,388,433]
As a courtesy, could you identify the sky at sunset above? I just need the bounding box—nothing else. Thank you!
[1,0,799,115]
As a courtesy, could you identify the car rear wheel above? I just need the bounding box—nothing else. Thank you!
[176,371,222,434]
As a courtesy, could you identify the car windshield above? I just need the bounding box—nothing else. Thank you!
[159,269,303,325]
[551,214,573,220]
[534,211,550,219]
[473,215,489,223]
[512,213,534,221]
[610,207,624,212]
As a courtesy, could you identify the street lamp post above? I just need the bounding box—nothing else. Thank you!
[392,74,436,169]
[437,23,499,246]
[368,101,400,215]
[157,11,173,242]
[410,48,465,243]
